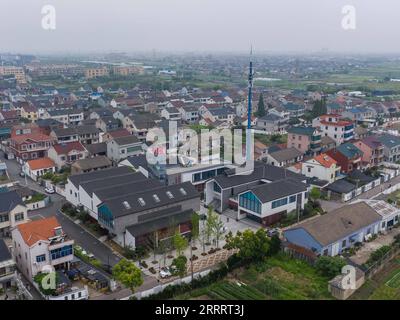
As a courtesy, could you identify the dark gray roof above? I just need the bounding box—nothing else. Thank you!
[123,155,148,170]
[249,179,307,203]
[84,142,107,155]
[95,179,162,202]
[53,125,99,137]
[68,166,132,188]
[113,135,140,146]
[101,181,199,218]
[0,239,12,262]
[268,147,303,162]
[126,209,194,237]
[0,190,24,213]
[72,156,111,171]
[80,171,147,196]
[213,162,306,189]
[287,202,381,246]
[325,179,356,194]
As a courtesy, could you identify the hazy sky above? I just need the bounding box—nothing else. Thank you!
[1,0,399,54]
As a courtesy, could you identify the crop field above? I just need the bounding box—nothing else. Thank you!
[385,268,400,289]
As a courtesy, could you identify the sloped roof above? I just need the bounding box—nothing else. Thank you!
[287,202,381,246]
[26,157,55,170]
[248,179,307,203]
[17,216,61,247]
[268,147,303,163]
[0,190,24,213]
[53,141,86,155]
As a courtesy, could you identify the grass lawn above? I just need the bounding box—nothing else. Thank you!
[352,255,400,300]
[179,253,332,300]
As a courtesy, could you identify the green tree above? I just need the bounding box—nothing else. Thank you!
[112,259,143,293]
[173,232,188,256]
[268,235,281,256]
[315,256,346,278]
[191,213,200,247]
[225,229,271,262]
[310,187,321,200]
[256,93,266,117]
[171,255,187,278]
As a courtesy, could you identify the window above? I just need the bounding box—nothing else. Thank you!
[307,167,311,173]
[323,249,329,256]
[153,194,160,202]
[36,254,46,263]
[179,188,187,196]
[138,198,146,206]
[342,240,346,248]
[0,214,9,223]
[239,191,261,214]
[50,245,73,260]
[166,191,174,199]
[15,213,24,221]
[272,197,288,209]
[289,195,296,203]
[213,182,221,193]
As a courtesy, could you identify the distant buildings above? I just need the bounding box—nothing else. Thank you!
[287,126,321,155]
[84,67,109,79]
[312,114,354,146]
[0,190,28,237]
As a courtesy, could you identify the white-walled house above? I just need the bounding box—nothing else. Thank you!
[0,191,28,237]
[237,178,308,226]
[23,157,56,181]
[12,216,74,280]
[301,153,341,184]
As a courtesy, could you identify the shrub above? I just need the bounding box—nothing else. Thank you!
[365,245,391,267]
[315,256,346,278]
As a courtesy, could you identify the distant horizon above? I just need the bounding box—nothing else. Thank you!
[2,0,400,55]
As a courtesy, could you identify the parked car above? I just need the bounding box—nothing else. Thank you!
[160,268,171,278]
[45,186,55,194]
[267,228,280,238]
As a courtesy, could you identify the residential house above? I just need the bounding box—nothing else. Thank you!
[47,142,88,170]
[256,114,289,134]
[0,190,28,237]
[341,107,376,123]
[12,217,74,280]
[71,155,112,175]
[101,128,131,143]
[84,142,107,157]
[43,109,84,126]
[376,134,400,163]
[287,126,321,155]
[301,153,340,184]
[161,107,182,121]
[0,239,16,290]
[95,116,121,133]
[205,162,307,213]
[0,110,19,123]
[283,103,305,118]
[179,105,199,123]
[312,114,354,145]
[20,104,38,122]
[353,136,384,168]
[326,143,363,173]
[23,157,56,181]
[237,178,308,226]
[50,125,99,145]
[284,201,398,257]
[106,135,143,162]
[266,147,304,167]
[320,136,336,153]
[9,132,55,161]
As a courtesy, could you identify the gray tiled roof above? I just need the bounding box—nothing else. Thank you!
[213,162,306,189]
[288,202,381,246]
[102,181,199,218]
[0,190,24,213]
[268,147,303,163]
[249,179,307,203]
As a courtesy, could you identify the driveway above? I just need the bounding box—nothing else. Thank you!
[349,228,400,266]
